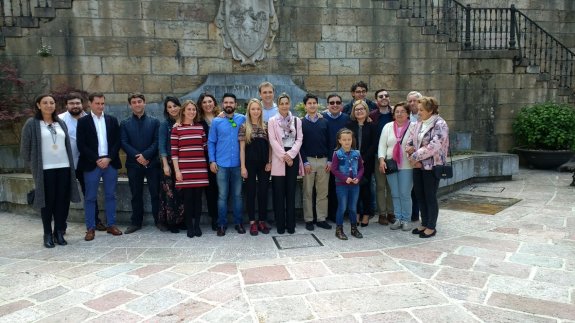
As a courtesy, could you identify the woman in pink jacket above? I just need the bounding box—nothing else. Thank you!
[267,93,304,234]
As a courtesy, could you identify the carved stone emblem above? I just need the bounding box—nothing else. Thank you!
[215,0,278,66]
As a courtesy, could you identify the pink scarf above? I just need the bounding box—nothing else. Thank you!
[393,121,408,165]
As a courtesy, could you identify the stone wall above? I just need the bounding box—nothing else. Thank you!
[0,0,573,154]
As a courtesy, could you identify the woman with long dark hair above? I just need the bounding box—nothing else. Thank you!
[20,94,81,248]
[197,92,221,231]
[158,96,184,233]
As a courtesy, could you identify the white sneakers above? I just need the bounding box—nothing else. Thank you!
[390,220,413,231]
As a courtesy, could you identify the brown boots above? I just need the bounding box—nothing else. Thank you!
[335,224,363,240]
[378,213,396,225]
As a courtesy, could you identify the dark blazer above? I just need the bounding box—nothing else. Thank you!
[76,113,122,171]
[346,120,378,177]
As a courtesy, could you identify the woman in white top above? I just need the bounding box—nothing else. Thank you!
[20,94,81,248]
[378,102,414,231]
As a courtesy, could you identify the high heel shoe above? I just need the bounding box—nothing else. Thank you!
[360,215,369,227]
[43,234,55,248]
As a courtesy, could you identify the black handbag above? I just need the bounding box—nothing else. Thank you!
[384,158,398,174]
[433,144,453,180]
[27,189,35,205]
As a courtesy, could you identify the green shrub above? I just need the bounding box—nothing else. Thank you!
[512,102,575,150]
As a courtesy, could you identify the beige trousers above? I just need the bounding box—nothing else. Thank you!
[302,157,329,222]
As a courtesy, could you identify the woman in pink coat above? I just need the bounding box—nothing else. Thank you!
[267,93,304,234]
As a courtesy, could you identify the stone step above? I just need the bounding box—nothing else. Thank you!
[397,9,412,19]
[1,26,22,37]
[33,6,56,18]
[383,0,400,10]
[422,25,438,35]
[409,17,425,27]
[53,0,73,9]
[17,16,39,28]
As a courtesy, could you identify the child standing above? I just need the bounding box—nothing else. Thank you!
[330,128,364,240]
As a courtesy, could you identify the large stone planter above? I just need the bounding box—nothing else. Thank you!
[515,148,574,169]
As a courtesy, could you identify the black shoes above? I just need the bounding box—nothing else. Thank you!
[419,230,436,238]
[217,226,226,236]
[43,234,55,248]
[235,224,246,234]
[412,227,425,235]
[305,222,315,231]
[124,226,142,234]
[316,221,332,230]
[287,228,295,234]
[53,231,67,245]
[350,224,363,239]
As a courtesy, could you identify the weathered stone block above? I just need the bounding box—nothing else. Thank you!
[316,42,347,58]
[102,57,151,74]
[84,38,127,56]
[360,58,401,75]
[292,25,322,42]
[115,75,144,93]
[305,76,337,92]
[298,42,316,59]
[51,75,83,89]
[178,3,218,22]
[82,75,114,92]
[59,56,102,74]
[322,25,357,42]
[19,57,59,75]
[143,75,173,93]
[179,40,222,57]
[327,0,351,8]
[111,20,154,38]
[330,59,359,75]
[56,0,98,18]
[69,19,113,37]
[273,59,309,76]
[152,57,197,75]
[198,58,233,75]
[141,2,180,20]
[309,59,330,75]
[347,43,385,58]
[98,1,142,19]
[154,21,208,40]
[128,39,179,57]
[172,76,207,94]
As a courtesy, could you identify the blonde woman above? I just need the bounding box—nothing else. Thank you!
[239,99,272,235]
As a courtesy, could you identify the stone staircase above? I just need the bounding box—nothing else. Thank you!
[0,0,72,47]
[381,0,575,102]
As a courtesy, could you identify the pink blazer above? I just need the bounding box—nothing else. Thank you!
[268,115,304,176]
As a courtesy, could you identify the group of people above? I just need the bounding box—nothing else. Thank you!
[20,80,449,248]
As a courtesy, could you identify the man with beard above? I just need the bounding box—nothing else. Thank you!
[370,89,395,225]
[208,93,246,236]
[121,92,161,234]
[58,93,104,233]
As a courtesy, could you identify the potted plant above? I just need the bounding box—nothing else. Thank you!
[512,102,575,169]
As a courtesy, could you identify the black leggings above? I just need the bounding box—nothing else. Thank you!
[41,168,71,234]
[272,157,299,232]
[245,160,270,221]
[181,187,203,229]
[413,168,440,230]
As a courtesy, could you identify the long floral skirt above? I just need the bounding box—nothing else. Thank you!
[158,162,184,226]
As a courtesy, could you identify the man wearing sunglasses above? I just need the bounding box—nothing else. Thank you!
[370,89,395,225]
[322,94,351,222]
[208,93,246,236]
[342,81,378,115]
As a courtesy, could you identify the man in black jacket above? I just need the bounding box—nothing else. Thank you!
[121,93,161,234]
[77,92,123,241]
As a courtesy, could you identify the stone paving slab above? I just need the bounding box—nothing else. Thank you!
[0,169,574,322]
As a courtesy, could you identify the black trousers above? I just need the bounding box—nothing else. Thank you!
[204,170,218,225]
[411,188,420,221]
[413,168,440,230]
[245,160,270,222]
[272,157,299,232]
[75,168,100,225]
[127,166,160,226]
[181,187,202,230]
[41,167,71,234]
[357,169,374,216]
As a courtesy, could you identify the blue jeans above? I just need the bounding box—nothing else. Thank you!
[335,185,360,226]
[84,166,118,230]
[216,166,243,227]
[386,169,413,222]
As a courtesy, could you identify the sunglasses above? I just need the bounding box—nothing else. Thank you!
[329,101,342,105]
[228,118,237,127]
[378,94,390,99]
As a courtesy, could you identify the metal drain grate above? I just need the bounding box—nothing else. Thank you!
[273,234,324,250]
[439,193,521,215]
[470,186,505,193]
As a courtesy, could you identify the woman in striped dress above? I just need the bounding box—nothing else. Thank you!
[171,100,209,238]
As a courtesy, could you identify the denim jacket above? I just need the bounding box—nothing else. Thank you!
[331,148,364,185]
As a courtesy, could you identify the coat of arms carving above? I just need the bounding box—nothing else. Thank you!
[215,0,278,66]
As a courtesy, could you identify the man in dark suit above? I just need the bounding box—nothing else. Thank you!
[77,92,123,241]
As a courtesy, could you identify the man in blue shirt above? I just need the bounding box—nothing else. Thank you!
[120,93,161,234]
[259,81,278,122]
[208,93,246,236]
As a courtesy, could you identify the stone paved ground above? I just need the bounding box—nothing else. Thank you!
[0,168,573,322]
